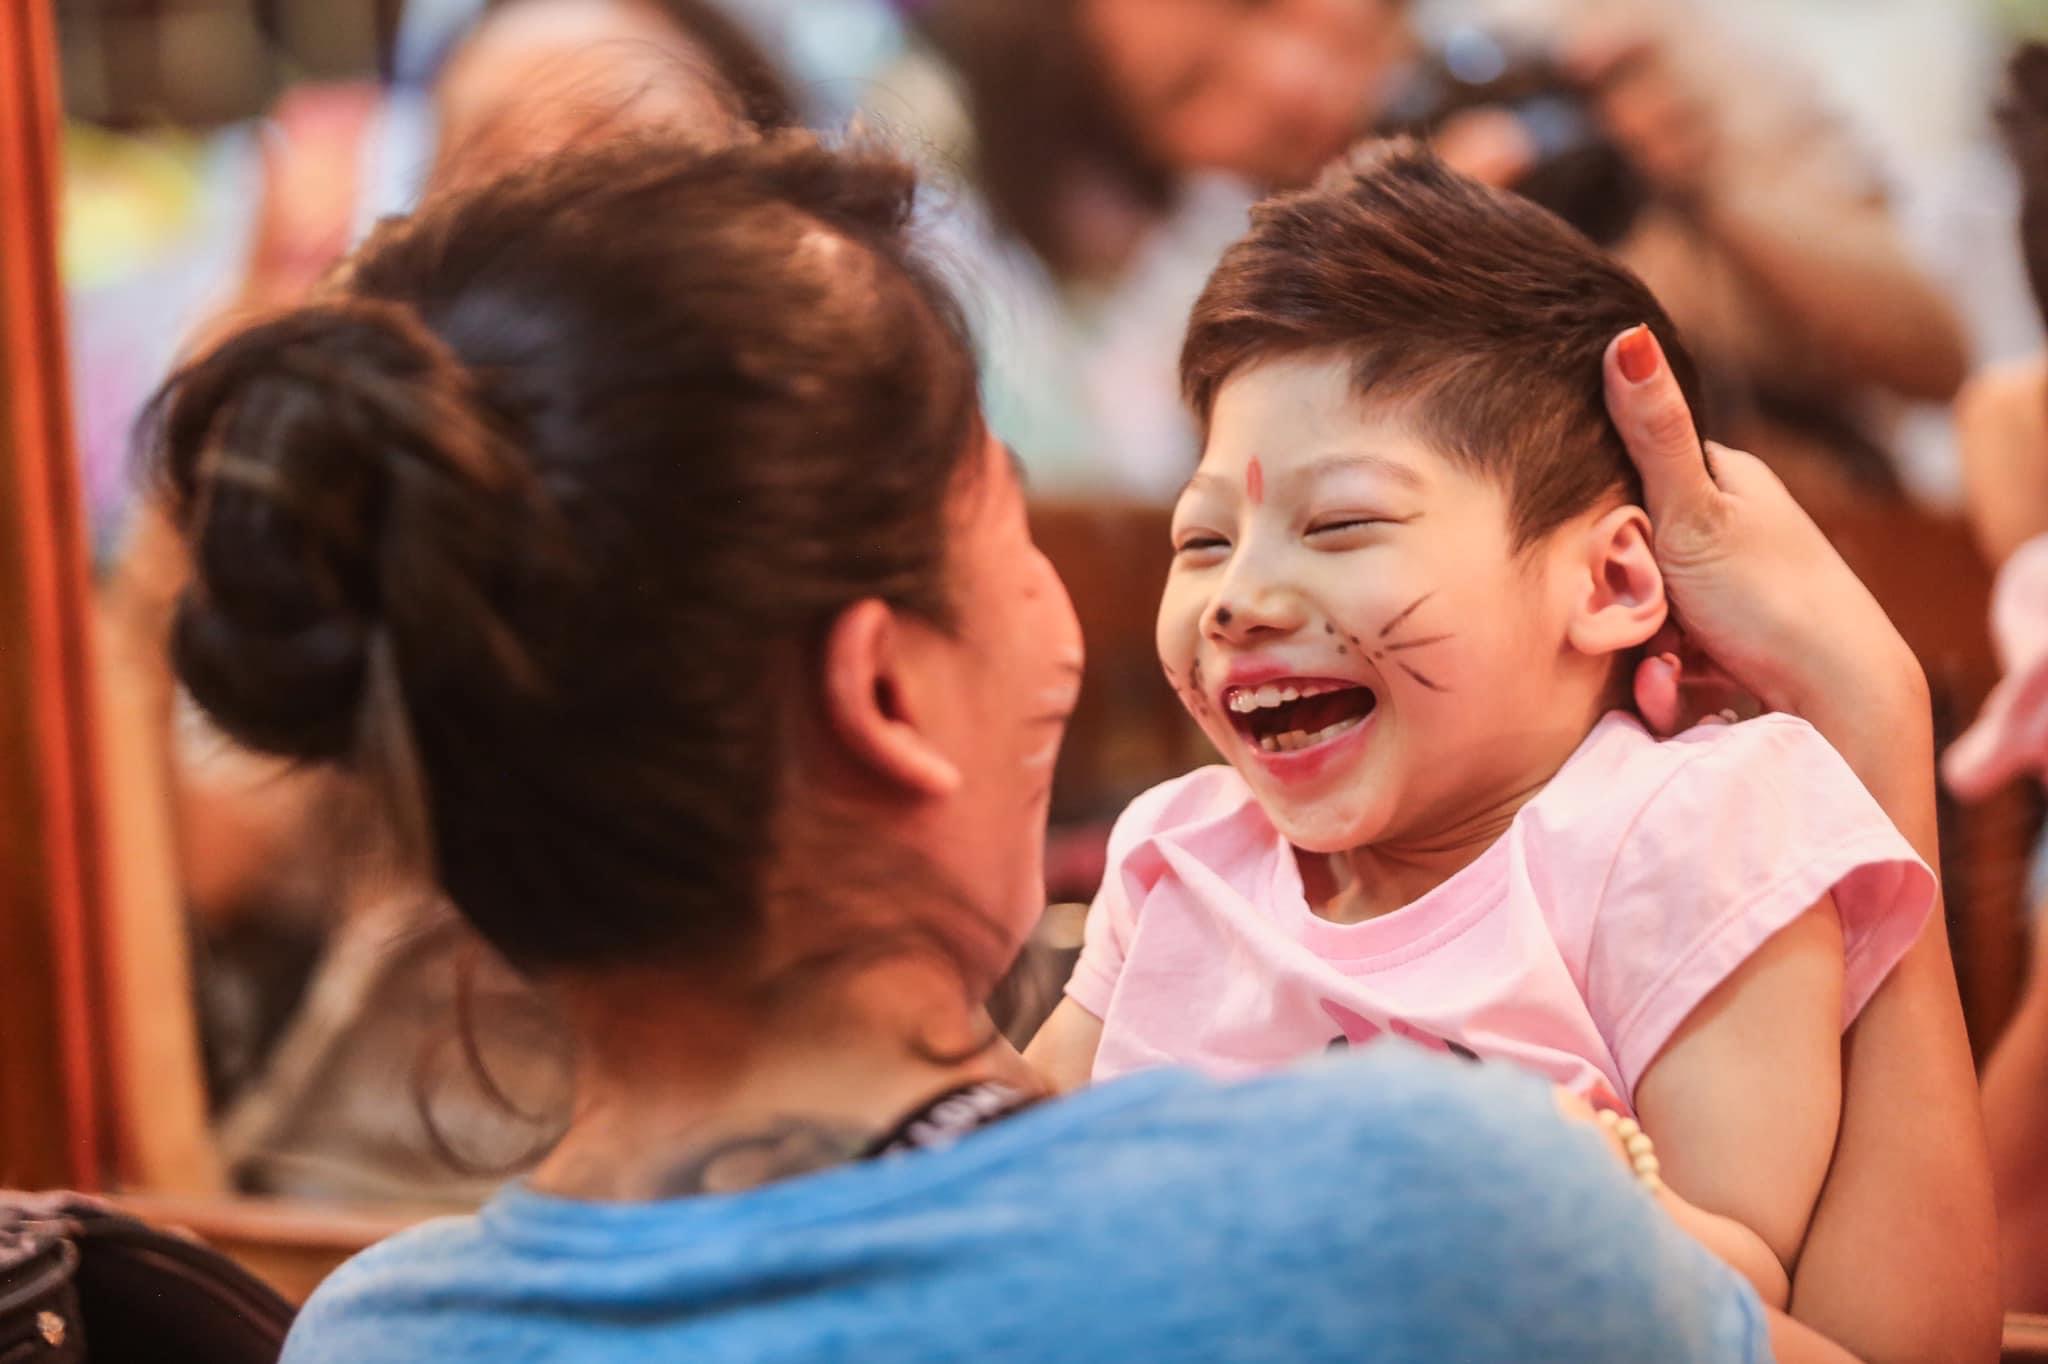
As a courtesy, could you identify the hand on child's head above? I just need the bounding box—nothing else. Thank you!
[1604,326,1916,726]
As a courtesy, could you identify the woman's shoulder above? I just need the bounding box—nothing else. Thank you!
[283,1059,1764,1362]
[282,1214,498,1361]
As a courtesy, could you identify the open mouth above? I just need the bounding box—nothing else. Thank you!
[1224,679,1378,754]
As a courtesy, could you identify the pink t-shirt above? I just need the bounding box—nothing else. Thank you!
[1069,712,1933,1111]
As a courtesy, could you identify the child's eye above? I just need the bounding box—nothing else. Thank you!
[1307,517,1384,537]
[1174,534,1230,557]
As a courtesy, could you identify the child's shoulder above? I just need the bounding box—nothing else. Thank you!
[1550,710,1841,801]
[1110,765,1264,847]
[1529,711,1854,847]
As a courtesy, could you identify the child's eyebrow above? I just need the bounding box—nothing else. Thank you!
[1177,453,1424,504]
[1292,453,1425,492]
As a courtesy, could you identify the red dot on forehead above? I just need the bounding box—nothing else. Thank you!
[1246,455,1265,505]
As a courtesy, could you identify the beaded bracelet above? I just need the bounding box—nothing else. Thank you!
[1595,1108,1664,1193]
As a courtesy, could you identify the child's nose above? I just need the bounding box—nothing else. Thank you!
[1205,588,1306,644]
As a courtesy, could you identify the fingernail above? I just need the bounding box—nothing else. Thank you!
[1657,652,1680,671]
[1617,325,1660,385]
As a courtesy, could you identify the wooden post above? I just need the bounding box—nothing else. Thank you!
[0,0,115,1191]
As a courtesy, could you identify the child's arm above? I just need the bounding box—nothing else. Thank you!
[1023,998,1104,1093]
[1631,897,1844,1299]
[1652,1184,1791,1310]
[1556,1085,1791,1308]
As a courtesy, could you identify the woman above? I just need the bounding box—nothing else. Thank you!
[153,129,1955,1361]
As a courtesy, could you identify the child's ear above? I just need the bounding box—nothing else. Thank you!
[821,599,963,799]
[1564,505,1667,658]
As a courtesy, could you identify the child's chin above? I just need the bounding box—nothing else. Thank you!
[1265,797,1384,856]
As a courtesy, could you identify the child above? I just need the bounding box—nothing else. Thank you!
[1027,143,1935,1332]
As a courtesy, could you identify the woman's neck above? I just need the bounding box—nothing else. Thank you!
[530,953,1026,1202]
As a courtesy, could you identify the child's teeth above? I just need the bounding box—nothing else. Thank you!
[1254,715,1371,758]
[1255,684,1283,708]
[1279,685,1300,704]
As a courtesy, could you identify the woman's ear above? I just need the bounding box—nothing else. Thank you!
[821,599,963,799]
[1565,505,1668,658]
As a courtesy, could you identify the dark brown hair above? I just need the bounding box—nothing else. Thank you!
[910,0,1178,280]
[147,131,983,975]
[1182,140,1702,547]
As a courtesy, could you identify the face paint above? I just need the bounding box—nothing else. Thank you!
[1370,592,1453,693]
[1377,591,1435,639]
[1246,455,1265,506]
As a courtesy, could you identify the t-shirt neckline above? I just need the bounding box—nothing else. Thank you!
[1268,712,1639,961]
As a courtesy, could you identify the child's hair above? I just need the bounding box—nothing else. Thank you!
[1181,139,1703,548]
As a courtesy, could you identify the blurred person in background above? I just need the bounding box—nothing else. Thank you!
[879,0,1250,500]
[1951,39,2048,1315]
[1960,42,2048,571]
[907,0,1968,503]
[428,0,795,190]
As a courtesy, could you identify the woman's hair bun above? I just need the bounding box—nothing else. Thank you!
[150,298,539,764]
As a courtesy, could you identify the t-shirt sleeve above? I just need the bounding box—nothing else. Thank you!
[1063,776,1198,1020]
[1588,716,1935,1097]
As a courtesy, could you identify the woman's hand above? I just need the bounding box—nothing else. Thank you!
[1607,325,2001,1363]
[1603,325,1928,746]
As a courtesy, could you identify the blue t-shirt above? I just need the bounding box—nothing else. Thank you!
[284,1049,1768,1362]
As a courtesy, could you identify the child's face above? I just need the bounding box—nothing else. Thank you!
[1160,355,1625,853]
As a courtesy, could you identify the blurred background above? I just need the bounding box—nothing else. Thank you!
[42,0,2048,1212]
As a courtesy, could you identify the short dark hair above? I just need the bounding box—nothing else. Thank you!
[1181,140,1703,547]
[147,131,982,974]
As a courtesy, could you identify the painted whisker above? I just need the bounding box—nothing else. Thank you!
[1382,633,1452,653]
[1377,591,1436,639]
[1398,661,1448,693]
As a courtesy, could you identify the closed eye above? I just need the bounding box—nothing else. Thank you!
[1174,533,1230,556]
[1308,517,1385,537]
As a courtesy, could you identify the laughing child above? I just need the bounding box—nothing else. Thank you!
[1026,143,1937,1339]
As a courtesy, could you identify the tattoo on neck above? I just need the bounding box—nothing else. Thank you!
[653,1118,872,1197]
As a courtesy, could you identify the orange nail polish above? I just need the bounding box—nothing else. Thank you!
[1617,325,1659,384]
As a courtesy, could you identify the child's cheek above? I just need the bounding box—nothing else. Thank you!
[1158,650,1221,733]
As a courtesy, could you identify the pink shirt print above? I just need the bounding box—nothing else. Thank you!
[1067,712,1933,1111]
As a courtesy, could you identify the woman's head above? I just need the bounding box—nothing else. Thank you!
[151,132,1079,998]
[1161,143,1692,853]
